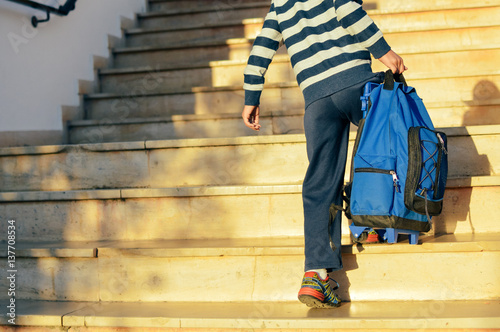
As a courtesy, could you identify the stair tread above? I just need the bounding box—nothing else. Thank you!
[112,35,500,54]
[126,18,264,35]
[3,233,500,259]
[86,70,500,98]
[368,3,500,15]
[68,100,500,127]
[102,45,500,75]
[138,1,270,18]
[139,2,500,18]
[99,55,274,75]
[127,15,500,36]
[68,109,304,127]
[0,175,498,202]
[113,37,252,54]
[3,299,499,329]
[131,5,500,38]
[2,124,500,155]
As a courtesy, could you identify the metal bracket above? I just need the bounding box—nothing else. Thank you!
[31,9,50,27]
[5,0,77,28]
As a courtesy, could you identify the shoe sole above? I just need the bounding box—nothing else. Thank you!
[298,294,341,309]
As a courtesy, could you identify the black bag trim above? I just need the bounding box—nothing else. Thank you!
[351,214,431,232]
[405,127,448,216]
[383,70,407,90]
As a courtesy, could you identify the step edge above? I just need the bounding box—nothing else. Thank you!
[137,1,270,19]
[3,234,500,258]
[113,37,252,54]
[127,15,500,44]
[3,124,500,156]
[3,300,499,329]
[126,18,264,35]
[111,36,498,54]
[0,247,97,258]
[138,3,500,19]
[89,315,500,330]
[67,109,500,129]
[68,110,305,127]
[85,71,500,98]
[0,176,498,202]
[125,19,500,38]
[99,55,288,75]
[125,17,264,36]
[367,3,500,16]
[101,47,499,75]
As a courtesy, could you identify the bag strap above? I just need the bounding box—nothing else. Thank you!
[383,70,407,90]
[423,189,434,229]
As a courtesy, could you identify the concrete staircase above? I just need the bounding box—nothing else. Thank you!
[1,0,500,330]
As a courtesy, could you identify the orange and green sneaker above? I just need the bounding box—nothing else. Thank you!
[366,229,381,243]
[297,272,341,308]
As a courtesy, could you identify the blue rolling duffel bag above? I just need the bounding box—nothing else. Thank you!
[342,70,449,239]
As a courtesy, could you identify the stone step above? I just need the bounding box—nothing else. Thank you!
[137,2,271,30]
[100,48,500,95]
[125,19,262,48]
[383,26,500,55]
[370,6,500,34]
[2,125,498,191]
[0,176,498,242]
[68,110,304,144]
[68,99,500,142]
[136,5,500,34]
[113,30,500,70]
[148,0,258,12]
[113,4,500,68]
[124,19,500,51]
[2,299,499,330]
[148,0,500,13]
[84,73,500,119]
[0,235,499,303]
[365,0,500,11]
[125,18,263,48]
[112,38,261,69]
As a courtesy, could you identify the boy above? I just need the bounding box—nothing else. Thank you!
[242,0,406,308]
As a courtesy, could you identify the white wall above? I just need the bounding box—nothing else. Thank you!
[0,0,146,146]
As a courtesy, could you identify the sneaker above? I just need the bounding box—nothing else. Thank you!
[297,272,341,308]
[365,229,381,243]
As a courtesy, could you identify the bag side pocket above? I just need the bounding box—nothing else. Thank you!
[351,155,397,216]
[405,127,448,216]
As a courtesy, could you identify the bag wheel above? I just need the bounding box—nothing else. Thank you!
[350,231,367,244]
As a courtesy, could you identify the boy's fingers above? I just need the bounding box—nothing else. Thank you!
[242,106,261,131]
[398,62,407,74]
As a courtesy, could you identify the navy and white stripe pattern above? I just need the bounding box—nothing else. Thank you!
[244,0,391,107]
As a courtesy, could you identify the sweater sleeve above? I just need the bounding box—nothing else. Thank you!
[243,1,283,106]
[333,0,391,59]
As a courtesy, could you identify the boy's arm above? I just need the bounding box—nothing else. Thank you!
[334,0,406,73]
[243,1,283,108]
[333,0,390,59]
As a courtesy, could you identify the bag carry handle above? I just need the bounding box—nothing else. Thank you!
[383,70,407,90]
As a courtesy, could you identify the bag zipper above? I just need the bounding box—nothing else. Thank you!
[436,133,448,155]
[355,168,400,192]
[434,132,447,198]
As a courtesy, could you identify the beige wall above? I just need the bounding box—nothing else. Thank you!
[0,0,146,147]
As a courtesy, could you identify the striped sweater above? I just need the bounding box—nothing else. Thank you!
[243,0,391,108]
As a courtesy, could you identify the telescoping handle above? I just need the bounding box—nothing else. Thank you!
[383,70,407,90]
